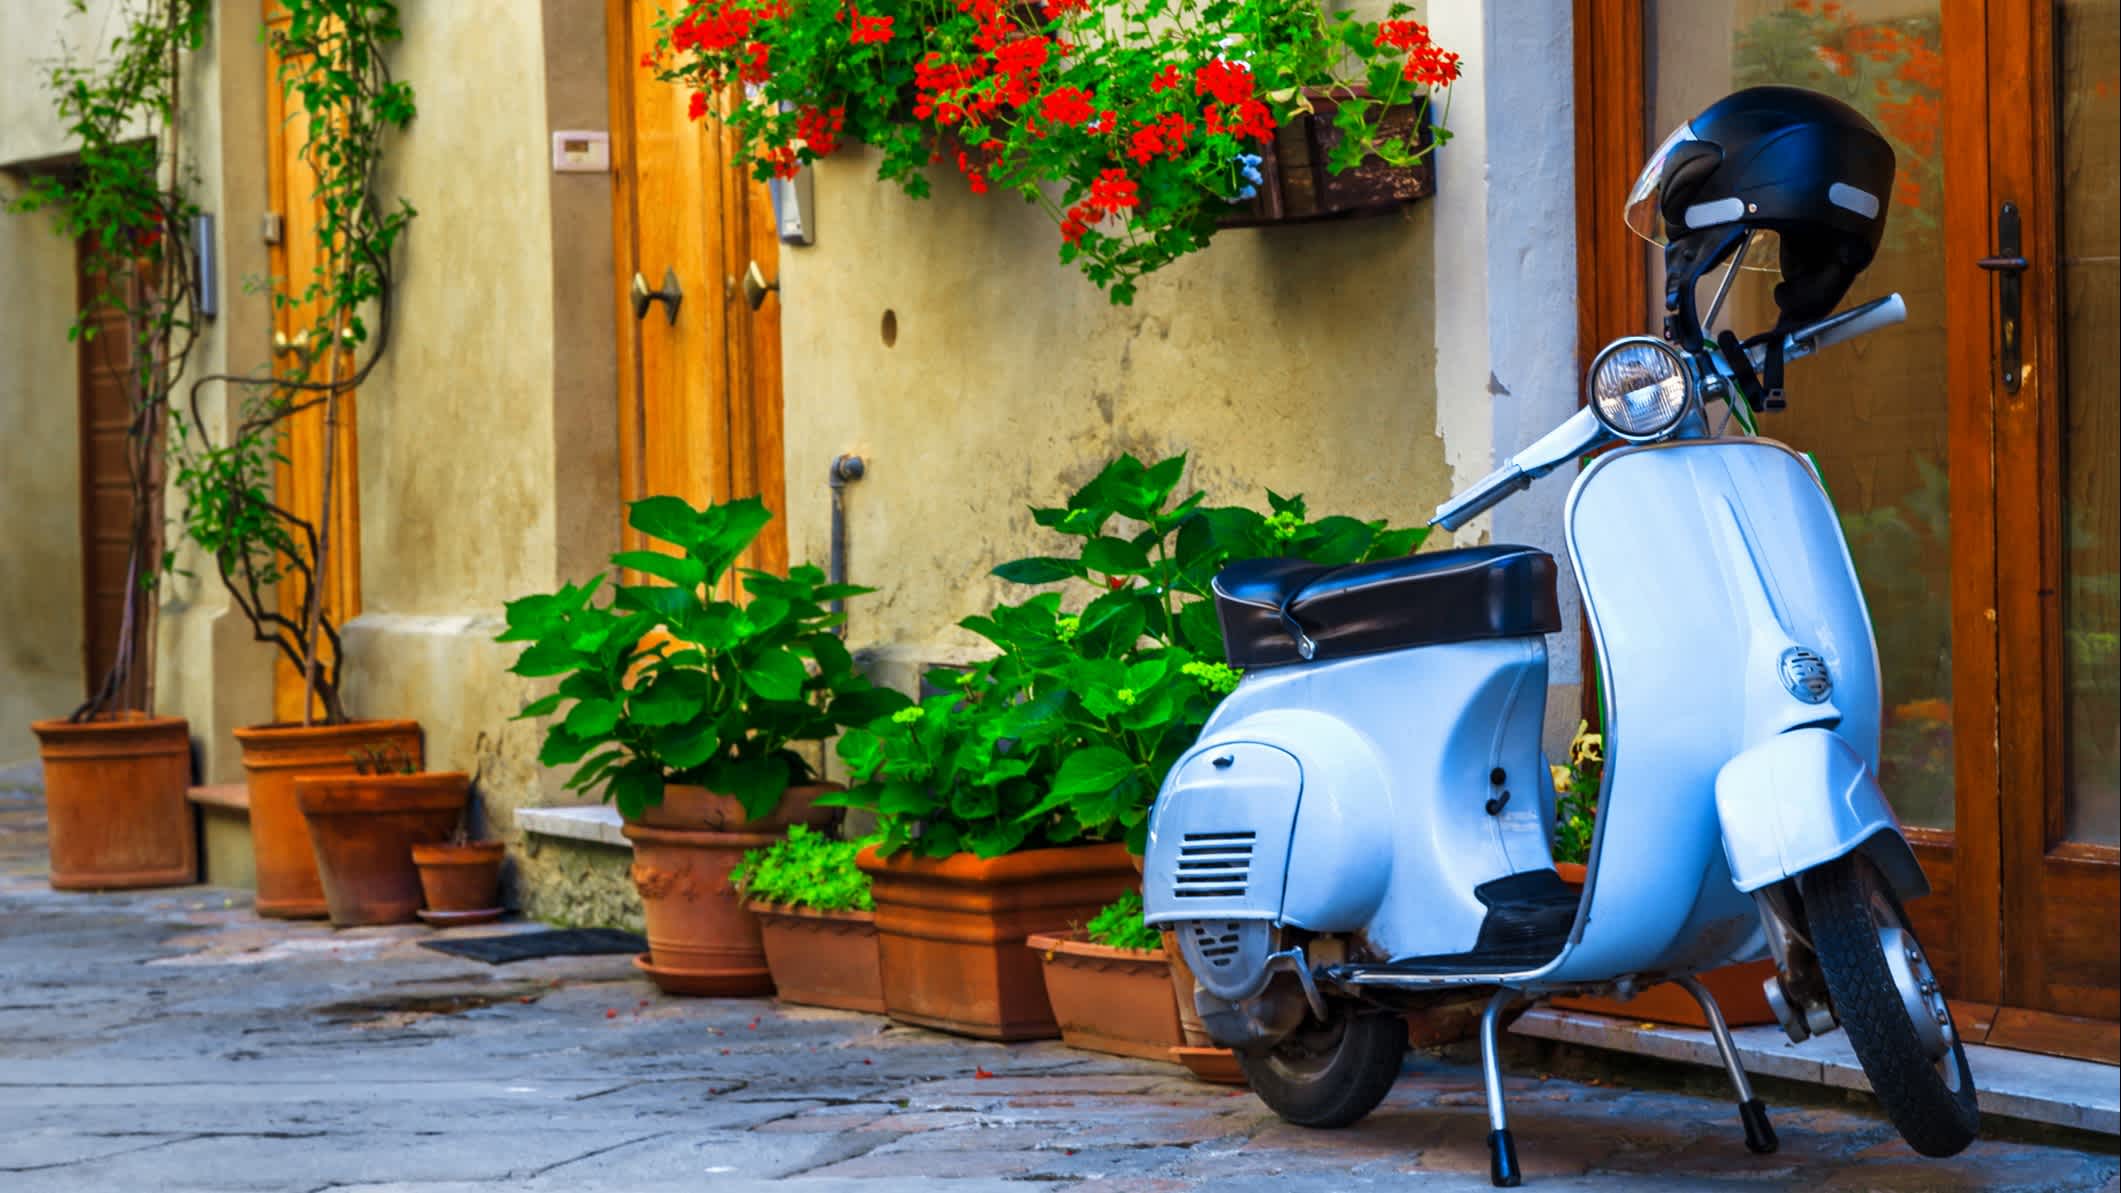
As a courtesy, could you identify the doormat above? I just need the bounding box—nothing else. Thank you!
[420,928,647,965]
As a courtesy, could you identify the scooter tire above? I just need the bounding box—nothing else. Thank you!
[1803,854,1979,1158]
[1239,1009,1406,1129]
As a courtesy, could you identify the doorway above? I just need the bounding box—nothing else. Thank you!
[1576,0,2119,1060]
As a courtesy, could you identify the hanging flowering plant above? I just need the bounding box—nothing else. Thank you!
[650,0,1460,303]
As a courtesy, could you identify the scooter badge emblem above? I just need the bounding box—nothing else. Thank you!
[1779,646,1833,704]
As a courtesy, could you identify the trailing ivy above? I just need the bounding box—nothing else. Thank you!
[170,0,417,724]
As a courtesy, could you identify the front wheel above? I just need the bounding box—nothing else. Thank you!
[1239,1005,1406,1128]
[1803,854,1979,1157]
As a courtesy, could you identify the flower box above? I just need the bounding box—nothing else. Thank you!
[1546,862,1777,1027]
[748,900,886,1015]
[1220,90,1437,228]
[858,842,1137,1040]
[1027,931,1184,1061]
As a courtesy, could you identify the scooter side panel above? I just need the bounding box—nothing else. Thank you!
[1142,742,1305,925]
[1551,439,1881,982]
[1715,726,1931,898]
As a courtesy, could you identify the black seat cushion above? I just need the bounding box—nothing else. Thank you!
[1212,545,1561,668]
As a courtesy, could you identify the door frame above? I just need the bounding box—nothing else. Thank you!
[1571,0,2117,1056]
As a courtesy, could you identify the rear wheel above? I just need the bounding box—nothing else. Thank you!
[1239,1005,1406,1128]
[1802,855,1979,1157]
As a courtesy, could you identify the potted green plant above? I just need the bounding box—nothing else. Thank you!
[500,495,905,996]
[295,745,469,927]
[1027,891,1184,1060]
[732,826,884,1013]
[649,0,1458,302]
[831,453,1421,1040]
[12,1,208,892]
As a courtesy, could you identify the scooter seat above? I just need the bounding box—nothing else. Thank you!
[1212,545,1561,668]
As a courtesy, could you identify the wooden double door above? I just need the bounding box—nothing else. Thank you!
[1580,0,2119,1056]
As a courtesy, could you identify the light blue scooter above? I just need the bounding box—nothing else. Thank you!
[1142,285,1979,1184]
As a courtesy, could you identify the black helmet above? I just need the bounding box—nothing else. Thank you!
[1627,86,1895,346]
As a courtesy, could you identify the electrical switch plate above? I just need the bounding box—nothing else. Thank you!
[551,130,611,174]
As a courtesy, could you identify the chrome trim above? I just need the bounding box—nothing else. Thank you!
[1585,336,1700,443]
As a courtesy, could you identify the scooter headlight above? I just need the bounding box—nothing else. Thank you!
[1587,337,1694,441]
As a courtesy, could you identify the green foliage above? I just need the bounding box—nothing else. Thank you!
[651,0,1459,302]
[500,497,909,824]
[831,453,1425,859]
[1549,720,1602,866]
[165,0,416,724]
[729,825,874,912]
[1085,890,1161,952]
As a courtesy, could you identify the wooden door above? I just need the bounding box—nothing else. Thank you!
[265,2,361,723]
[1578,0,2119,1058]
[75,243,149,711]
[609,0,788,578]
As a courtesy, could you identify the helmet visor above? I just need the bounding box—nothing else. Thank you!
[1623,122,1699,245]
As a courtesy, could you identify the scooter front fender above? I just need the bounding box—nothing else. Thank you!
[1715,727,1929,901]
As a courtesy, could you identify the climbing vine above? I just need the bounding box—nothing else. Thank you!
[172,0,417,725]
[7,0,213,721]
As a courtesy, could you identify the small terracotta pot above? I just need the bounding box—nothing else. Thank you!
[32,713,195,890]
[1027,931,1184,1061]
[637,781,843,832]
[1547,861,1776,1026]
[296,772,467,926]
[411,841,505,912]
[235,720,422,919]
[1161,928,1246,1084]
[747,901,885,1014]
[623,822,776,996]
[858,842,1137,1040]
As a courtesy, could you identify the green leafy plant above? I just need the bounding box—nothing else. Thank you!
[1084,890,1160,951]
[7,0,212,720]
[167,0,417,724]
[650,0,1459,302]
[730,825,875,912]
[1548,720,1602,866]
[500,496,909,823]
[832,453,1424,858]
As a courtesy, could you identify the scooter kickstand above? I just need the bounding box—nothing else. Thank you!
[1676,975,1778,1155]
[1478,987,1523,1187]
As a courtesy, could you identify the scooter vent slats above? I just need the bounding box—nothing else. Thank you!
[1175,832,1254,898]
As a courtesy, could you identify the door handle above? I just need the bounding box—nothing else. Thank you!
[630,268,683,324]
[1980,201,2024,394]
[742,260,778,311]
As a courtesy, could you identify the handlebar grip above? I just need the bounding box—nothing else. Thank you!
[1430,463,1528,531]
[1788,293,1906,359]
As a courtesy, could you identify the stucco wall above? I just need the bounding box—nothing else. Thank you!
[0,1,133,168]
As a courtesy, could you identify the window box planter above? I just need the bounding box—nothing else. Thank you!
[32,713,195,890]
[857,842,1137,1040]
[1546,862,1777,1027]
[1219,89,1437,228]
[748,901,886,1014]
[1026,930,1184,1061]
[296,772,469,927]
[233,720,423,919]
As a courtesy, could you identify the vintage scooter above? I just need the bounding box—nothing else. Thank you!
[1143,87,1979,1189]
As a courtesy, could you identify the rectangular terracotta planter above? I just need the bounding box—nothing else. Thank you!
[1549,862,1776,1026]
[748,900,886,1015]
[857,842,1137,1041]
[1026,931,1184,1061]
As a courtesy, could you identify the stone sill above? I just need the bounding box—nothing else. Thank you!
[1514,1006,2119,1136]
[518,804,630,849]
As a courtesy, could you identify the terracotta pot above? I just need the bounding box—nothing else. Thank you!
[622,822,775,996]
[1547,861,1776,1026]
[296,772,468,926]
[234,720,422,919]
[412,841,505,913]
[1160,929,1245,1083]
[1027,931,1185,1061]
[31,713,195,890]
[747,900,885,1014]
[858,842,1137,1040]
[637,782,842,832]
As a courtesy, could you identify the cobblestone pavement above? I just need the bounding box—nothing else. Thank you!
[2,772,2115,1192]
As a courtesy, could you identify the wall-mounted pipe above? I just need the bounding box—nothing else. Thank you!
[827,453,865,632]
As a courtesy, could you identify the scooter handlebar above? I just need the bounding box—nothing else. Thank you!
[1753,292,1906,369]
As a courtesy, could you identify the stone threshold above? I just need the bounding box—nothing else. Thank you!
[517,804,629,848]
[1514,1005,2120,1136]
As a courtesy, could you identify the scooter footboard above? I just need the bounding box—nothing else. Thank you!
[1714,727,1929,900]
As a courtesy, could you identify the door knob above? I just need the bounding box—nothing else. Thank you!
[742,260,779,311]
[631,267,683,324]
[1981,201,2024,394]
